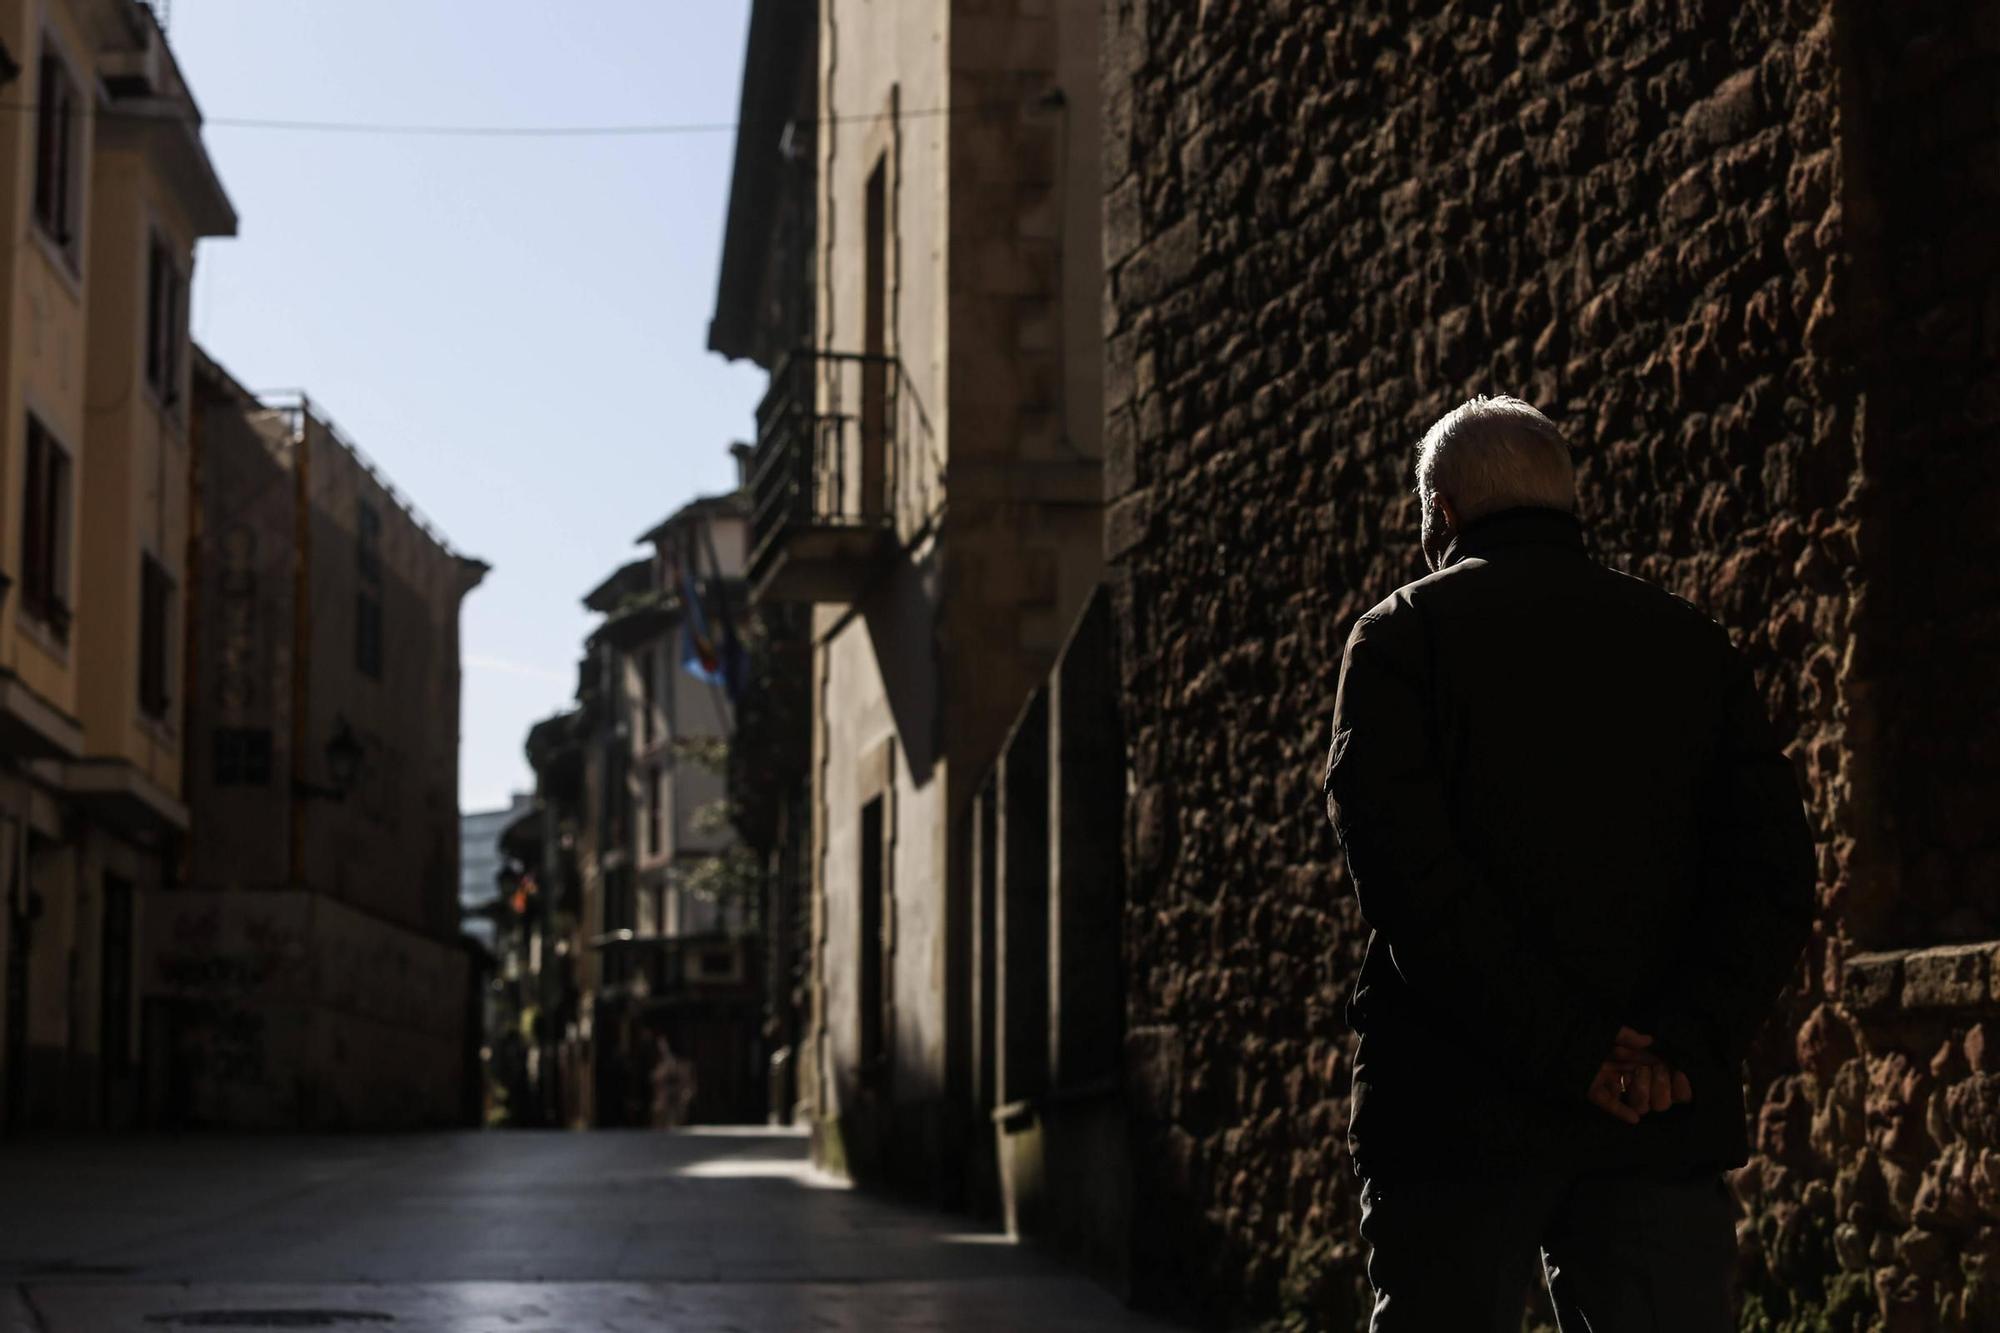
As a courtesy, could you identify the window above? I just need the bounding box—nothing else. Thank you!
[860,156,889,519]
[356,591,383,679]
[639,649,657,746]
[602,867,634,987]
[213,727,273,786]
[32,45,80,262]
[646,764,664,858]
[138,554,174,719]
[357,500,381,583]
[20,415,73,642]
[859,796,888,1071]
[144,237,186,406]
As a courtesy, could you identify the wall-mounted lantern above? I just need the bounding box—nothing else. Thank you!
[295,716,363,802]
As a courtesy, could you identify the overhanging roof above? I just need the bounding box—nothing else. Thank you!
[708,0,814,363]
[637,490,747,546]
[582,558,652,613]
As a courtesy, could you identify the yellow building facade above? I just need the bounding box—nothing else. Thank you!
[0,0,232,1130]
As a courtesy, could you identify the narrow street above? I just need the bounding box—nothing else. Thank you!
[0,1130,1168,1332]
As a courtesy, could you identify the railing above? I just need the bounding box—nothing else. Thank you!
[256,393,464,560]
[746,349,939,593]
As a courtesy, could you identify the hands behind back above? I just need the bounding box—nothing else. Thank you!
[1585,1026,1695,1126]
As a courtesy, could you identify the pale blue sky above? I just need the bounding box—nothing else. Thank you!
[167,1,765,814]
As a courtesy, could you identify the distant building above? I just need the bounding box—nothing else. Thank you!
[144,351,488,1129]
[461,792,534,951]
[489,709,584,1127]
[0,2,234,1132]
[510,488,764,1128]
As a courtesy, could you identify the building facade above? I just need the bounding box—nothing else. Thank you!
[712,0,1108,1202]
[707,3,2000,1327]
[511,492,763,1129]
[0,0,233,1132]
[461,791,533,953]
[1100,1,2000,1328]
[145,353,486,1130]
[710,3,817,1134]
[481,710,584,1129]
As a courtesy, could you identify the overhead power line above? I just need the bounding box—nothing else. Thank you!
[208,115,748,138]
[0,99,1033,139]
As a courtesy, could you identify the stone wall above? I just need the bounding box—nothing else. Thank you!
[1103,0,2000,1327]
[145,891,469,1129]
[1744,6,2000,1331]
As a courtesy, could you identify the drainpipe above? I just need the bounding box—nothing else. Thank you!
[288,406,312,890]
[179,379,202,891]
[288,407,316,1127]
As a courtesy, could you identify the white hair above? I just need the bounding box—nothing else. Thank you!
[1414,395,1576,525]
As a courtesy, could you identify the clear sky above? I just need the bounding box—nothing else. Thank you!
[166,1,765,814]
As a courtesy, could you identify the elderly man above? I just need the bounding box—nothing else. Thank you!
[1323,395,1815,1331]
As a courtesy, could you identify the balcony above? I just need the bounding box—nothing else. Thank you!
[747,350,932,604]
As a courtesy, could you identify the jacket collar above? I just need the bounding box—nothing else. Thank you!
[1442,505,1586,568]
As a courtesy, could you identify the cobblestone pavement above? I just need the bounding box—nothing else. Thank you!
[0,1128,1171,1331]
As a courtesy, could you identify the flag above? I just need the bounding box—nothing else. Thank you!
[678,530,724,683]
[677,518,749,711]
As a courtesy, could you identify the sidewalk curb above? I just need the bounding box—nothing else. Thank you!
[1,1286,46,1333]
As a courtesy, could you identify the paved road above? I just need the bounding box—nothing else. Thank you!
[0,1128,1170,1332]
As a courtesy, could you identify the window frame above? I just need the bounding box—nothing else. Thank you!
[645,762,665,859]
[355,589,384,681]
[143,231,189,413]
[19,413,74,645]
[858,794,889,1074]
[137,551,175,721]
[213,726,274,787]
[638,648,657,747]
[356,499,382,584]
[30,33,85,272]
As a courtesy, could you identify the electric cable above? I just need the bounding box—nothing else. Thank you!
[0,99,1031,139]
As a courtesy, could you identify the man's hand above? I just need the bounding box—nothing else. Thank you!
[1586,1027,1694,1124]
[1587,1061,1645,1124]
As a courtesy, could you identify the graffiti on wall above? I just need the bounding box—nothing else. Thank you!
[146,892,466,1128]
[148,897,310,1120]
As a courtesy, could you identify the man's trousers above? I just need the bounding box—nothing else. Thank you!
[1357,1168,1738,1332]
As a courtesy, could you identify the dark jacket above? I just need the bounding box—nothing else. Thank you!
[1323,506,1816,1181]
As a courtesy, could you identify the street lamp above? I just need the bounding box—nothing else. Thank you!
[294,717,363,802]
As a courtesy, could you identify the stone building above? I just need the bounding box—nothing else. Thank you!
[460,791,533,953]
[1100,0,2000,1328]
[493,708,585,1128]
[711,0,1108,1197]
[146,353,487,1130]
[709,0,817,1132]
[515,492,763,1129]
[0,0,233,1132]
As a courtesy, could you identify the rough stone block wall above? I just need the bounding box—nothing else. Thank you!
[1748,5,2000,1331]
[1100,0,2000,1327]
[1854,1,2000,952]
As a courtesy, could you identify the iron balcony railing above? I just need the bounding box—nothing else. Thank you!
[746,349,938,593]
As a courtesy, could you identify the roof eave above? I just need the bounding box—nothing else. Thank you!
[709,0,812,363]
